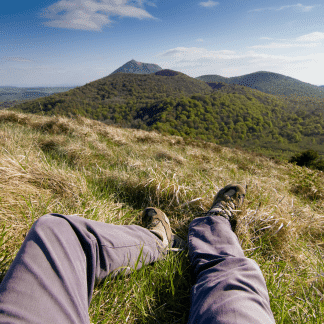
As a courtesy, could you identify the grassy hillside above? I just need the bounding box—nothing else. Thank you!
[197,71,324,99]
[0,110,323,323]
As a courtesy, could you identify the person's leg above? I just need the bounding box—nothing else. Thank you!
[0,213,164,324]
[188,185,275,324]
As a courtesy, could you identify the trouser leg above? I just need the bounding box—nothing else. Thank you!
[188,215,275,324]
[0,213,163,324]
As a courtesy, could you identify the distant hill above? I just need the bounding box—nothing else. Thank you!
[197,71,324,99]
[110,59,162,75]
[0,86,76,103]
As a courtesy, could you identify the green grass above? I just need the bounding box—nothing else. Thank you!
[0,110,323,322]
[89,251,191,323]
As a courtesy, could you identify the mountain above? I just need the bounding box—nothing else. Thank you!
[13,69,212,115]
[110,59,162,75]
[13,68,324,160]
[197,71,324,99]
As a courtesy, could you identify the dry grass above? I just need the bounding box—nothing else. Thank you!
[0,110,323,322]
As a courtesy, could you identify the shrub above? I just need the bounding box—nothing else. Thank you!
[289,149,319,167]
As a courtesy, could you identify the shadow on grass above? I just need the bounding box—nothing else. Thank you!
[89,174,188,211]
[90,251,192,324]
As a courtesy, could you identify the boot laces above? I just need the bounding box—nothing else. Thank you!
[210,200,236,219]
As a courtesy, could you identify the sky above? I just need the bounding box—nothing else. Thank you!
[1,0,324,87]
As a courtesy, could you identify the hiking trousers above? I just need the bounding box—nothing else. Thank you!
[0,213,275,323]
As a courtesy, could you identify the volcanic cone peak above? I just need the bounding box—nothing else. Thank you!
[110,59,162,75]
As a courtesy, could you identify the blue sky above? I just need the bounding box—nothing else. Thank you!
[1,0,324,86]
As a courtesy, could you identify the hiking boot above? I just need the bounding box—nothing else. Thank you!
[142,207,186,251]
[207,184,246,228]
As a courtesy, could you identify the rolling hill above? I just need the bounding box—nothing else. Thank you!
[196,71,324,99]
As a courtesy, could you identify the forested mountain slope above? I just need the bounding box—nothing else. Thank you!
[13,71,324,159]
[14,71,212,116]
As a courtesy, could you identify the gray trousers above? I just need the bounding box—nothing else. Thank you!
[0,213,275,323]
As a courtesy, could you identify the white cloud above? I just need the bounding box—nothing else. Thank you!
[157,47,324,79]
[251,32,324,50]
[260,37,273,40]
[42,0,155,31]
[159,47,307,64]
[199,1,219,8]
[245,51,316,63]
[196,38,204,42]
[160,47,239,60]
[249,3,316,13]
[278,3,315,12]
[2,57,33,62]
[296,32,324,42]
[250,42,320,49]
